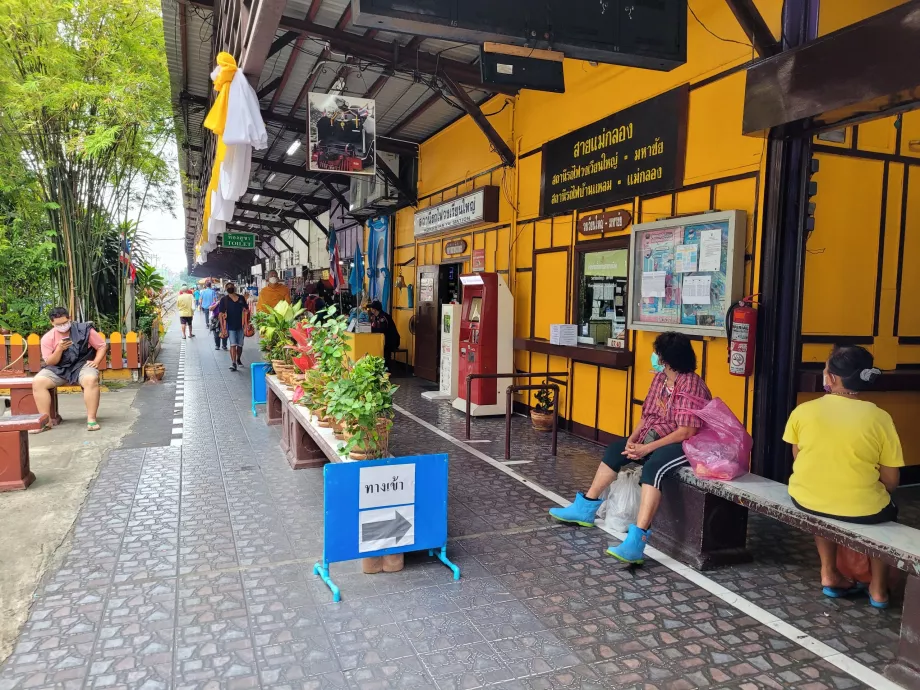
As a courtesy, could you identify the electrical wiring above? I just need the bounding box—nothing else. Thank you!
[687,1,753,49]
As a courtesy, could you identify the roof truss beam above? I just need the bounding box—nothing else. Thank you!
[440,72,515,167]
[724,0,781,57]
[246,187,330,207]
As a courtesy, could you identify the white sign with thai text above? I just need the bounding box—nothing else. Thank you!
[359,463,416,509]
[414,188,487,237]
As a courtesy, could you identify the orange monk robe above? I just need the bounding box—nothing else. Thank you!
[257,283,292,313]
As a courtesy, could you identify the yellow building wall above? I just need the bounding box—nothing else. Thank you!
[390,1,914,458]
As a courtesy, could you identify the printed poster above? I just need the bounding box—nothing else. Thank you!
[308,93,376,175]
[639,227,681,324]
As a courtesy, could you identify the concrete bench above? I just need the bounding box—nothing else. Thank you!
[1,377,63,426]
[653,469,920,688]
[0,413,48,491]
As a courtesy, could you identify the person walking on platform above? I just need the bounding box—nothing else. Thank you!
[549,332,710,565]
[199,281,217,328]
[218,282,249,371]
[177,286,195,339]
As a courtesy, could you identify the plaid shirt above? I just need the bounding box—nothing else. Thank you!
[635,371,711,442]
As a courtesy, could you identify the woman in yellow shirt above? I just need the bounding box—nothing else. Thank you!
[783,346,903,609]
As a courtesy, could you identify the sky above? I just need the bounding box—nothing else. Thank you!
[137,139,188,273]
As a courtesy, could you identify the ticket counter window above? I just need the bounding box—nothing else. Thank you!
[576,248,628,346]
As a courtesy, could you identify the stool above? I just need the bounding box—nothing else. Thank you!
[0,413,48,491]
[391,348,409,376]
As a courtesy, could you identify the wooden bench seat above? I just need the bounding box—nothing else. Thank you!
[1,376,63,426]
[653,468,920,688]
[0,413,48,491]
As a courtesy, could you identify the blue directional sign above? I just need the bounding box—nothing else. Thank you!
[314,454,458,601]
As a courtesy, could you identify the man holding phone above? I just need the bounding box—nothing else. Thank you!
[31,307,108,433]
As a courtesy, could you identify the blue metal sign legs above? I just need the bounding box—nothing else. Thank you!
[313,453,458,602]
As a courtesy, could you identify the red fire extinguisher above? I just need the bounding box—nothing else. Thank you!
[725,295,760,377]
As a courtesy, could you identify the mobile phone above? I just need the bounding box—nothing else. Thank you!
[62,337,72,345]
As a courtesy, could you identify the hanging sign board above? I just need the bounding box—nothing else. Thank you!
[308,93,376,176]
[579,210,633,235]
[223,232,255,250]
[414,187,499,238]
[472,249,486,272]
[444,239,468,256]
[540,86,688,217]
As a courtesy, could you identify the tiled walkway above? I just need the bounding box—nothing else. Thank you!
[1,323,914,689]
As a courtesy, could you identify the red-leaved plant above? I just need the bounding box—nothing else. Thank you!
[288,322,315,373]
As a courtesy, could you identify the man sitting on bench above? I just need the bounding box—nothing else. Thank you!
[549,331,711,565]
[783,345,903,608]
[31,307,108,433]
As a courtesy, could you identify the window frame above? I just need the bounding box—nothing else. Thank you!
[571,235,632,350]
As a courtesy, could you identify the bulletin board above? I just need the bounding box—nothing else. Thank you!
[626,210,746,338]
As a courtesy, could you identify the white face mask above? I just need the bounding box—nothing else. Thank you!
[268,277,279,284]
[54,323,71,333]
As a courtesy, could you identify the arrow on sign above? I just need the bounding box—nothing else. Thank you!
[361,510,412,543]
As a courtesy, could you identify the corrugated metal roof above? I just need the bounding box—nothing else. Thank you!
[162,0,505,267]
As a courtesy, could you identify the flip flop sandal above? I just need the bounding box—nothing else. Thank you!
[822,584,864,599]
[869,596,890,609]
[87,421,101,432]
[29,423,52,435]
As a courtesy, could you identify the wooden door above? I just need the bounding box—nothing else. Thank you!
[414,264,440,382]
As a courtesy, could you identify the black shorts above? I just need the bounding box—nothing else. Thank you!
[601,439,688,490]
[791,497,899,525]
[180,316,193,325]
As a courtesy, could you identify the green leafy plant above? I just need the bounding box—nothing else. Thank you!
[533,382,555,413]
[255,300,305,365]
[326,355,398,457]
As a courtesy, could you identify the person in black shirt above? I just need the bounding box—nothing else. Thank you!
[368,300,400,371]
[218,283,250,371]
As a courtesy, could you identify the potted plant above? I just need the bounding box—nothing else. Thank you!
[531,383,555,432]
[305,307,351,426]
[327,355,398,460]
[254,299,305,374]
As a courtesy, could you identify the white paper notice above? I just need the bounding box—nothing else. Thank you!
[641,271,667,298]
[698,229,722,272]
[675,244,698,273]
[359,464,416,509]
[682,275,712,304]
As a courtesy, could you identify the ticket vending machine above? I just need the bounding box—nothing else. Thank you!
[451,272,513,416]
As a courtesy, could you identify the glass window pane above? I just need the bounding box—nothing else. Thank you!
[577,249,628,345]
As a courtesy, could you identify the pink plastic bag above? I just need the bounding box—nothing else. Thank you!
[681,397,752,481]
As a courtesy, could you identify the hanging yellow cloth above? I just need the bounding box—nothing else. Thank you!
[201,53,236,243]
[203,52,237,135]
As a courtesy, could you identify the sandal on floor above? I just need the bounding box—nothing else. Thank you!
[87,421,101,432]
[29,423,52,435]
[822,584,864,599]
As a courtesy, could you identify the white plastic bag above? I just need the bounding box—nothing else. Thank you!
[596,468,641,533]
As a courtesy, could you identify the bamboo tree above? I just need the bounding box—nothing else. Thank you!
[0,0,175,324]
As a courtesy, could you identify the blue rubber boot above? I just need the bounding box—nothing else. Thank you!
[606,524,650,565]
[549,493,602,527]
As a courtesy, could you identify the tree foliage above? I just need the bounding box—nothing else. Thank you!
[0,0,175,324]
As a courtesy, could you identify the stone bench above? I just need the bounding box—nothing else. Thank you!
[654,469,920,688]
[1,377,63,426]
[266,375,344,469]
[0,413,49,491]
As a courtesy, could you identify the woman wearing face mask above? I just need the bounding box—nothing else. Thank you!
[550,331,711,565]
[783,346,902,608]
[218,283,250,371]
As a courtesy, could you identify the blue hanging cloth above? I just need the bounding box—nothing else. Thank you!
[349,244,365,296]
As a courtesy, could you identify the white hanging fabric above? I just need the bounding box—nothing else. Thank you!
[211,188,235,222]
[219,143,252,202]
[210,219,226,237]
[223,70,268,150]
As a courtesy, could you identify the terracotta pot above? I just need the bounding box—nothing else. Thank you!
[271,359,285,372]
[382,554,405,572]
[144,363,165,382]
[531,410,554,432]
[332,419,346,440]
[316,415,333,429]
[345,421,390,460]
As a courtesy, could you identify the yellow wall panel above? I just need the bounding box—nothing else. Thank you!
[534,220,553,250]
[533,251,569,339]
[515,272,532,339]
[548,355,569,416]
[897,166,920,336]
[598,367,628,437]
[704,338,747,422]
[802,154,884,336]
[515,224,534,270]
[495,226,510,272]
[484,231,497,273]
[571,363,598,428]
[517,153,542,220]
[856,117,898,155]
[553,216,574,248]
[900,111,920,159]
[713,177,758,293]
[675,187,711,216]
[639,194,673,223]
[818,0,909,36]
[684,72,765,184]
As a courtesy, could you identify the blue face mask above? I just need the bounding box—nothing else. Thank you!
[651,353,665,374]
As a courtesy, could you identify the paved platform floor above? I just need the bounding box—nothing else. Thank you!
[1,321,916,690]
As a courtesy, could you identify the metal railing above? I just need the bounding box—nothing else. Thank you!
[505,383,559,459]
[464,371,569,440]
